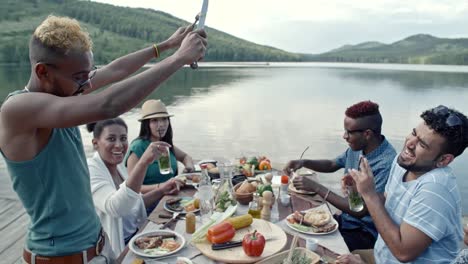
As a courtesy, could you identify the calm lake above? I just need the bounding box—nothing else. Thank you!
[1,62,468,213]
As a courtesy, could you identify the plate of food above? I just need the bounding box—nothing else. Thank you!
[286,209,338,235]
[175,172,202,188]
[129,230,185,258]
[164,197,200,214]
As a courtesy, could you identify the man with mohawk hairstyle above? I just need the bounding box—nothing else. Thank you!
[0,15,207,263]
[284,100,396,251]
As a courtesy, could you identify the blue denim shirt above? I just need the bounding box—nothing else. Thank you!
[335,136,396,238]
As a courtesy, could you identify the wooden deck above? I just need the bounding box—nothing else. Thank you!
[0,170,28,264]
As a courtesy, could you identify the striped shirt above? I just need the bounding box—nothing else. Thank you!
[374,157,463,264]
[335,136,396,237]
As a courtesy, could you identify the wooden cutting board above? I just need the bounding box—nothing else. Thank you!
[194,219,287,263]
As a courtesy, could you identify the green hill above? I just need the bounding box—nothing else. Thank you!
[304,34,468,65]
[3,1,468,65]
[0,0,301,64]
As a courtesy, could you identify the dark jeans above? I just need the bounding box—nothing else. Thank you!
[334,214,377,252]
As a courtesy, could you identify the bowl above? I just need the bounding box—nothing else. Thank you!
[233,182,254,205]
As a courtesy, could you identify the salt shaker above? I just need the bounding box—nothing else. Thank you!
[261,191,273,221]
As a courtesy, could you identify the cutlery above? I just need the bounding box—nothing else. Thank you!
[211,237,278,250]
[160,212,180,229]
[158,213,186,221]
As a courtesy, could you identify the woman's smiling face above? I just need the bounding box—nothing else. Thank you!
[94,124,128,166]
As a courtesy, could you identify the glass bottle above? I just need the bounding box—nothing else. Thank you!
[213,163,237,212]
[248,192,262,219]
[198,164,214,223]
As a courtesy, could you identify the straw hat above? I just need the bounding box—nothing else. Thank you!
[138,99,174,121]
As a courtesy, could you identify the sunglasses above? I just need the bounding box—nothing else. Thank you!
[432,105,463,127]
[42,62,97,95]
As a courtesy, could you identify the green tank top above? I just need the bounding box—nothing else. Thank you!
[125,138,178,184]
[1,92,100,256]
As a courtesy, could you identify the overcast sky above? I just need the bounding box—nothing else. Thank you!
[94,0,468,54]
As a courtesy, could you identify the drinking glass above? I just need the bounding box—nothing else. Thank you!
[347,185,364,212]
[158,146,172,175]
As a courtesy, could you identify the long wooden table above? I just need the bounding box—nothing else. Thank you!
[118,185,346,263]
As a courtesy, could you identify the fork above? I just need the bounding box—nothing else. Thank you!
[160,212,180,229]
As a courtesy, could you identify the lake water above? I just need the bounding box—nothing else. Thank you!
[1,62,468,213]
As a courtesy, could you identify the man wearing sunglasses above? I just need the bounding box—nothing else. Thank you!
[0,15,207,263]
[284,100,396,251]
[348,105,468,263]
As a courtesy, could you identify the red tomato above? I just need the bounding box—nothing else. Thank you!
[242,230,266,257]
[281,175,289,184]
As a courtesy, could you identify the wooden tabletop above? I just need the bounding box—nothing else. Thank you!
[118,186,342,263]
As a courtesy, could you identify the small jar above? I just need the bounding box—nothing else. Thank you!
[248,193,262,219]
[185,212,196,234]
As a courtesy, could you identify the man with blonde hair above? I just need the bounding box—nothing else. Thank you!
[0,15,206,263]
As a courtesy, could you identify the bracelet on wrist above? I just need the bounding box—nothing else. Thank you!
[153,44,160,58]
[323,189,331,201]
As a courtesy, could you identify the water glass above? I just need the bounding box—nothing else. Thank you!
[158,146,172,175]
[347,185,364,212]
[280,194,290,206]
[306,238,318,252]
[198,185,214,223]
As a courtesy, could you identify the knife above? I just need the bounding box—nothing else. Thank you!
[211,237,278,250]
[190,0,209,69]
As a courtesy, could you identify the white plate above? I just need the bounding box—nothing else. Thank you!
[164,196,200,214]
[285,213,339,235]
[129,230,185,258]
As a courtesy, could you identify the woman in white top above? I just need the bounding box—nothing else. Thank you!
[87,117,181,255]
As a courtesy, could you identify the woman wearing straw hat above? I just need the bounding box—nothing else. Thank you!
[125,99,194,194]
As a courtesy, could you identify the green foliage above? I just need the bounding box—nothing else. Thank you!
[2,1,468,65]
[0,0,300,64]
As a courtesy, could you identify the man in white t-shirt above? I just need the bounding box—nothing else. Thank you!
[347,105,468,264]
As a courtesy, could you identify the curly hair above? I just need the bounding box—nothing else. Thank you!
[345,100,383,135]
[29,15,92,63]
[421,106,468,157]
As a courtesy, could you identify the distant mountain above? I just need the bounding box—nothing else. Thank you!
[0,0,301,64]
[2,0,468,65]
[304,34,468,65]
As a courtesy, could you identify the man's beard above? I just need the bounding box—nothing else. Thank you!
[397,153,436,173]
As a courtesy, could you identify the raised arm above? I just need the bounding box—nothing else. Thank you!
[1,29,207,131]
[349,158,432,262]
[86,25,194,92]
[126,152,157,194]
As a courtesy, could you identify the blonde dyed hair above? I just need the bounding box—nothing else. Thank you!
[33,15,92,55]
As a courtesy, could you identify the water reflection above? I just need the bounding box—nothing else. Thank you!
[124,67,255,107]
[334,68,468,91]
